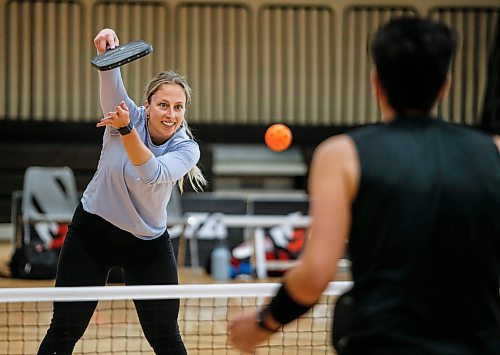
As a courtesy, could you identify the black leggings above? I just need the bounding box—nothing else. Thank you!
[38,204,186,355]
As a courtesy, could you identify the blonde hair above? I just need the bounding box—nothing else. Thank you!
[144,70,207,193]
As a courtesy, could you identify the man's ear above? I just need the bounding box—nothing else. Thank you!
[370,68,381,100]
[371,68,390,110]
[437,76,451,103]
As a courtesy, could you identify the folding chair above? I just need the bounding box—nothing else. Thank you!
[10,166,79,279]
[22,166,79,226]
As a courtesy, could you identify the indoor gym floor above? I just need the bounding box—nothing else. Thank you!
[0,241,349,354]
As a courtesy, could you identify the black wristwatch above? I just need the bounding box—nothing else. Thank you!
[117,122,134,136]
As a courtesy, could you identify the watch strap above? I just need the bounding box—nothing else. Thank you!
[117,122,134,136]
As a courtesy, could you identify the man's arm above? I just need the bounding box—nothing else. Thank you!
[282,134,359,304]
[228,134,360,353]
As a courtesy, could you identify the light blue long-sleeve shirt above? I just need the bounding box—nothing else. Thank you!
[81,68,200,239]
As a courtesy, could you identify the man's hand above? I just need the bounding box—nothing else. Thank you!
[228,310,274,353]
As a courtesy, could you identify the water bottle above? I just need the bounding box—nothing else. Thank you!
[211,238,231,281]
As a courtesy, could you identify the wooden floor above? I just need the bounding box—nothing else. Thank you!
[0,241,346,354]
[0,241,217,287]
[0,241,351,287]
[0,242,280,287]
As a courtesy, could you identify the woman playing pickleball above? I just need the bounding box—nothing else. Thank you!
[38,28,206,355]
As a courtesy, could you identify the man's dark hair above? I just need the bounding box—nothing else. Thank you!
[371,17,456,114]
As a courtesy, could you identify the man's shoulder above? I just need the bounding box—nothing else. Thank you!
[345,122,386,142]
[439,120,497,146]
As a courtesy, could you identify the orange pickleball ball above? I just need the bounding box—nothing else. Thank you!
[265,123,293,152]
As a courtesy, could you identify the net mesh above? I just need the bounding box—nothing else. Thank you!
[0,282,352,354]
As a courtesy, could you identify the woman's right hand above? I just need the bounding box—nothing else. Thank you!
[94,28,120,54]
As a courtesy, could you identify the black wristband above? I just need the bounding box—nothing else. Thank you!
[268,284,312,325]
[256,307,279,333]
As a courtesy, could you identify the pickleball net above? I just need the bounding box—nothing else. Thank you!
[0,281,352,354]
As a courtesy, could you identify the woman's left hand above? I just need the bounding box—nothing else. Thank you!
[97,101,130,129]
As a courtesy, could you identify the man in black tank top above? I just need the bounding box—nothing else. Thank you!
[229,17,500,355]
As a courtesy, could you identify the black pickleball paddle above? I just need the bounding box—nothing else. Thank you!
[91,40,153,71]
